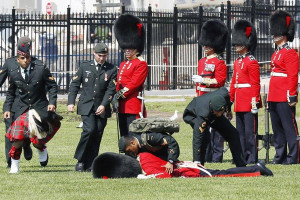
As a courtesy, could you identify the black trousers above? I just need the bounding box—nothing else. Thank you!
[269,102,299,164]
[205,128,224,163]
[118,113,138,137]
[193,116,246,167]
[74,111,107,170]
[201,165,260,177]
[236,112,258,164]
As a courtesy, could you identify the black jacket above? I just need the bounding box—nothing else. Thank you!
[183,87,232,127]
[68,60,117,117]
[137,132,180,162]
[3,57,58,121]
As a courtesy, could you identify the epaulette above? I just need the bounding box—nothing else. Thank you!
[137,56,145,61]
[248,55,256,61]
[216,55,223,60]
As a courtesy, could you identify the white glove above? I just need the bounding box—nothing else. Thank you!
[192,75,203,83]
[251,108,259,114]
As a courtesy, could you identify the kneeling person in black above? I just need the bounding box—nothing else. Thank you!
[119,133,180,174]
[183,87,246,167]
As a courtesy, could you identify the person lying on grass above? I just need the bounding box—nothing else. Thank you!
[92,152,273,179]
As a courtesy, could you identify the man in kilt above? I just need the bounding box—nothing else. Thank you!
[3,41,61,173]
[0,37,33,168]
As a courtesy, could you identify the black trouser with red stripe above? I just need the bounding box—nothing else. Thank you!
[118,113,139,136]
[200,165,261,177]
[269,102,299,164]
[236,112,258,164]
[205,128,224,163]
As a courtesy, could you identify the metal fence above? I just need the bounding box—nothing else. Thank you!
[0,0,299,94]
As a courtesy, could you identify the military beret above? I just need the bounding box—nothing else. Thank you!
[118,136,126,153]
[94,43,108,53]
[210,95,226,111]
[17,42,31,56]
[17,36,32,48]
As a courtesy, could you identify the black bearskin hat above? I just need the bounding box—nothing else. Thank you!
[92,152,142,178]
[232,20,257,53]
[114,14,145,56]
[199,19,228,54]
[270,10,295,42]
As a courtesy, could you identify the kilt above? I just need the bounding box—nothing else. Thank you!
[6,111,60,145]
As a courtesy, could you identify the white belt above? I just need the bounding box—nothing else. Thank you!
[271,72,287,77]
[197,87,218,92]
[234,83,251,88]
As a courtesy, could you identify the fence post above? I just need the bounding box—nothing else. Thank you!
[274,0,278,10]
[12,7,16,56]
[66,6,71,92]
[226,0,231,81]
[220,3,225,59]
[120,5,125,63]
[198,6,203,61]
[146,5,152,91]
[251,0,255,24]
[172,6,178,90]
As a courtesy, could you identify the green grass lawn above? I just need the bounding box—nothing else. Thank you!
[0,98,300,200]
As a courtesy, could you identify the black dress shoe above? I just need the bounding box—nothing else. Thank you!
[23,142,33,161]
[7,162,11,169]
[256,161,273,176]
[282,161,297,165]
[75,162,85,172]
[40,154,49,167]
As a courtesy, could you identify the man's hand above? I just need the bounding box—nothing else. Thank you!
[67,104,75,112]
[162,162,174,174]
[4,111,10,119]
[47,105,56,112]
[192,75,203,83]
[95,105,105,115]
[225,111,233,120]
[197,163,206,169]
[288,102,297,107]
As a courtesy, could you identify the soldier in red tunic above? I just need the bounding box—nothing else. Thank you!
[229,20,261,164]
[268,10,299,164]
[113,14,149,136]
[192,20,228,163]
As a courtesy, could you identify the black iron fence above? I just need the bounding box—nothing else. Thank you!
[0,0,299,93]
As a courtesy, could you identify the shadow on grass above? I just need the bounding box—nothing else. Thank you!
[22,164,75,173]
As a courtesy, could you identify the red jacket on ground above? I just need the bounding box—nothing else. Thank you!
[229,54,261,112]
[117,57,148,114]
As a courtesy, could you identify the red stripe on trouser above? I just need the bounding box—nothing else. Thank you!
[212,172,261,177]
[9,146,22,160]
[253,115,258,159]
[291,109,300,163]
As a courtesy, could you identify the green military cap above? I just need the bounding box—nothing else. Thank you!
[210,95,226,111]
[118,136,126,153]
[17,36,32,48]
[94,43,108,53]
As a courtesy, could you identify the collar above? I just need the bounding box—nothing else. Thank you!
[94,60,105,67]
[238,52,250,59]
[206,53,217,59]
[277,43,288,50]
[20,64,31,73]
[134,137,141,148]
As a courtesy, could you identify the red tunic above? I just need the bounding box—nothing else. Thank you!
[116,57,149,114]
[229,54,261,112]
[268,44,299,102]
[196,55,227,96]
